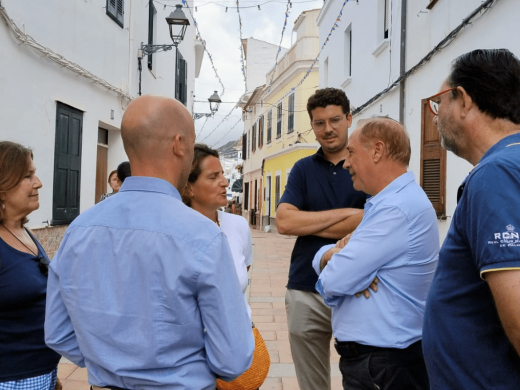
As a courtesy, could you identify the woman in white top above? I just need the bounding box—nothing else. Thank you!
[182,144,253,319]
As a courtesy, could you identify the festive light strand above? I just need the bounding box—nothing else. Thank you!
[263,0,291,96]
[236,0,248,92]
[181,0,226,98]
[199,106,238,143]
[211,117,243,147]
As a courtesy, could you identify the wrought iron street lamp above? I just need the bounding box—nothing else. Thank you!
[194,91,222,119]
[137,4,190,95]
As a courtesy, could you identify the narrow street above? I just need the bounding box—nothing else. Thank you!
[56,228,342,390]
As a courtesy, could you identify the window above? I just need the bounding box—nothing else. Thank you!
[106,0,124,28]
[383,0,390,39]
[242,132,247,161]
[252,124,256,153]
[267,110,272,144]
[247,130,250,159]
[95,129,109,203]
[344,24,352,78]
[53,103,83,225]
[175,50,187,106]
[276,102,283,139]
[244,182,249,211]
[420,99,446,217]
[147,0,157,71]
[275,174,281,211]
[258,115,264,149]
[288,93,295,134]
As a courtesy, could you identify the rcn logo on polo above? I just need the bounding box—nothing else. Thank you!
[494,225,519,240]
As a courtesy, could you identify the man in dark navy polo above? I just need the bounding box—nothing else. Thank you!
[276,88,367,390]
[423,49,520,389]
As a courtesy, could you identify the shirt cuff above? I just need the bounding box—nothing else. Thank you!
[312,244,336,275]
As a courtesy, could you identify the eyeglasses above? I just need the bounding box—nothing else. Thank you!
[310,114,346,131]
[32,256,49,277]
[427,87,458,115]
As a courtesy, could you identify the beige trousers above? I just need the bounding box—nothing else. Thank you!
[285,288,333,390]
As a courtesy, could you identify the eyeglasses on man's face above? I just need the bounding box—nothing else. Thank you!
[427,87,458,115]
[310,114,346,132]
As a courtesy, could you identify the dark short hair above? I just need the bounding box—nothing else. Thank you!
[117,161,131,182]
[307,88,350,120]
[107,170,118,183]
[448,49,520,124]
[357,117,411,166]
[0,141,34,224]
[182,143,219,206]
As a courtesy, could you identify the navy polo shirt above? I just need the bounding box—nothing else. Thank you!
[423,133,520,389]
[279,148,367,292]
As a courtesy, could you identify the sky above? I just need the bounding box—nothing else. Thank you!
[182,0,325,148]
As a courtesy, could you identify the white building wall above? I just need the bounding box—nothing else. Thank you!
[0,0,199,229]
[317,0,518,241]
[244,38,285,93]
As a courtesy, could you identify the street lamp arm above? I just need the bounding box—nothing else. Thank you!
[138,43,176,58]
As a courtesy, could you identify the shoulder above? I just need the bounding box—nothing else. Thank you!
[219,211,249,231]
[386,181,437,221]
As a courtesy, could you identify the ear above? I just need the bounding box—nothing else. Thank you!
[172,133,185,158]
[346,113,353,128]
[185,182,194,198]
[372,141,385,163]
[457,86,474,118]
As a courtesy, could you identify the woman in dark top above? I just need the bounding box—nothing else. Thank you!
[0,141,61,389]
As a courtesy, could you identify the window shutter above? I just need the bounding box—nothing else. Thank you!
[259,115,264,148]
[148,0,155,70]
[267,110,272,144]
[242,133,247,161]
[53,103,83,225]
[288,94,295,133]
[116,0,124,25]
[252,125,256,152]
[106,0,124,28]
[175,51,188,106]
[420,99,446,217]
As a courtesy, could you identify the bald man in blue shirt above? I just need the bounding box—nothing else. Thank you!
[313,118,439,390]
[45,96,254,390]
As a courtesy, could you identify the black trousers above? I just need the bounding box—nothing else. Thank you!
[335,340,429,390]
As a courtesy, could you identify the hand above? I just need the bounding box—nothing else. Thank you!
[355,277,379,299]
[320,246,342,271]
[336,233,352,249]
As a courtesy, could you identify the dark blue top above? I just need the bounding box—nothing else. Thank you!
[0,230,60,382]
[279,148,367,292]
[423,133,520,389]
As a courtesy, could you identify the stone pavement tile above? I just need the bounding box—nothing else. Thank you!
[274,315,287,323]
[268,350,280,363]
[260,377,283,390]
[249,297,284,303]
[250,291,272,297]
[57,363,77,379]
[252,315,275,323]
[252,308,286,316]
[332,376,344,390]
[276,330,288,340]
[259,330,277,340]
[267,363,296,378]
[272,301,286,309]
[278,349,293,364]
[281,377,300,390]
[61,379,91,390]
[255,322,288,331]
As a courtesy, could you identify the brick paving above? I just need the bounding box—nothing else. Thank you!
[57,228,343,389]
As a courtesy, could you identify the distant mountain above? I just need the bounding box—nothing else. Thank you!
[217,140,239,159]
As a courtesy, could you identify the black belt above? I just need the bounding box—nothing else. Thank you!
[334,339,422,358]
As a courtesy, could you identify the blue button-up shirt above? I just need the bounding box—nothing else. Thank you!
[45,177,254,390]
[312,172,439,348]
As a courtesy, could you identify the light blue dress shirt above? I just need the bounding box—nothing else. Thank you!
[312,172,439,348]
[45,177,254,389]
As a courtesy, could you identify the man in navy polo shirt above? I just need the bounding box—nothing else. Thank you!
[423,48,520,389]
[277,88,367,390]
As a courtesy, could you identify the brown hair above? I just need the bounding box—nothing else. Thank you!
[181,143,219,207]
[0,141,34,224]
[108,170,118,183]
[357,117,411,166]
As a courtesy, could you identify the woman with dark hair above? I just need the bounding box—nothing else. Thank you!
[99,169,121,201]
[0,141,61,389]
[117,161,131,183]
[182,143,253,319]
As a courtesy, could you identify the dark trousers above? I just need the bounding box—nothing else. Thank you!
[335,340,429,390]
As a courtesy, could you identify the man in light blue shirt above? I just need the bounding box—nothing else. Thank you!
[312,117,438,390]
[45,96,254,390]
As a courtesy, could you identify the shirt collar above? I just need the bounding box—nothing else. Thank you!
[313,147,346,165]
[366,171,415,208]
[479,132,520,164]
[119,176,182,201]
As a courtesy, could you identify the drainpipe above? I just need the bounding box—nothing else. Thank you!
[399,0,407,123]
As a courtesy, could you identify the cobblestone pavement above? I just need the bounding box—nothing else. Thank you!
[57,228,342,389]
